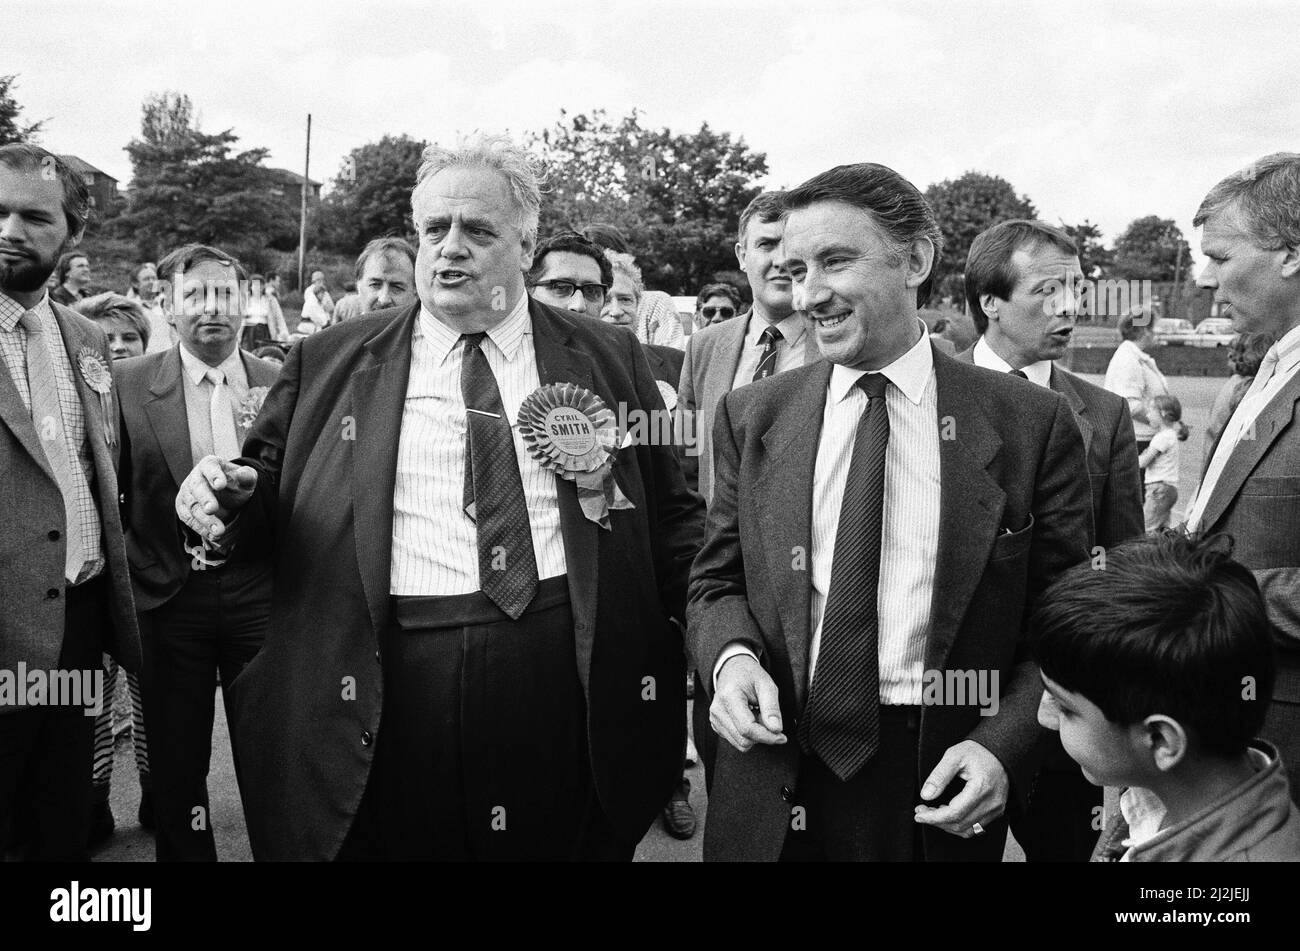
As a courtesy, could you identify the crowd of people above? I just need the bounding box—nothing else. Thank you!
[1,135,1298,864]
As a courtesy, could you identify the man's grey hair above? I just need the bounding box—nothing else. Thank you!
[605,250,643,298]
[1194,152,1300,251]
[411,133,545,247]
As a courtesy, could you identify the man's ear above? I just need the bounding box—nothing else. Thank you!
[1142,715,1189,772]
[734,239,746,271]
[519,230,536,274]
[903,236,935,290]
[979,293,1001,324]
[1278,242,1300,279]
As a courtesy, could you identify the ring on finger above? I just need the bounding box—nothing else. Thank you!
[971,821,985,836]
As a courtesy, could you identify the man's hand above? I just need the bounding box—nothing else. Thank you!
[175,455,257,540]
[913,740,1009,838]
[710,654,787,752]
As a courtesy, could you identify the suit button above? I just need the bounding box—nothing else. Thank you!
[780,785,793,802]
[46,588,60,600]
[375,650,381,665]
[360,731,373,747]
[48,530,61,541]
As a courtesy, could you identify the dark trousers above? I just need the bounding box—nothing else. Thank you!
[339,576,631,861]
[0,576,107,861]
[1011,750,1103,862]
[780,706,926,862]
[139,564,270,862]
[693,670,717,792]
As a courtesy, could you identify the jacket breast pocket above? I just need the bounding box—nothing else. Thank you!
[1240,477,1300,500]
[990,513,1034,562]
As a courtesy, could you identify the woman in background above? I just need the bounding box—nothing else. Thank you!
[242,272,289,350]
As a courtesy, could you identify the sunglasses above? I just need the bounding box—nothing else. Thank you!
[701,306,735,319]
[533,279,608,304]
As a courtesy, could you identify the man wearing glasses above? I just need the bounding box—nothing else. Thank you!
[526,232,610,322]
[694,284,743,331]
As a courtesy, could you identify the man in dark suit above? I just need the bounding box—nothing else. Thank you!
[0,144,141,861]
[690,162,1092,861]
[115,243,280,861]
[176,134,703,861]
[1185,153,1300,803]
[958,219,1143,860]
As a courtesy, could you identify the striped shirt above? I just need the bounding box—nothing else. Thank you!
[0,290,105,583]
[809,329,940,704]
[389,293,567,595]
[730,310,810,390]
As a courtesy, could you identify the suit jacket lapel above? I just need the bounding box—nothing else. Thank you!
[755,362,830,708]
[352,304,418,635]
[530,301,603,690]
[927,352,1004,672]
[0,341,54,481]
[1050,367,1093,466]
[1201,379,1300,532]
[144,348,195,490]
[702,313,749,425]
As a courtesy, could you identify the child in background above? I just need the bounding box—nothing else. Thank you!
[1030,533,1300,862]
[1139,394,1188,531]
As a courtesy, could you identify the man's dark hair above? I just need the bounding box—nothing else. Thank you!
[354,236,416,281]
[783,164,943,307]
[737,191,786,247]
[964,220,1079,334]
[696,282,743,312]
[56,250,88,286]
[156,243,248,312]
[580,222,631,255]
[526,231,613,288]
[1030,533,1276,759]
[0,143,92,239]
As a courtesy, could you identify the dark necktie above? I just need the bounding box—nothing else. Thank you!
[1011,369,1028,380]
[752,325,783,382]
[798,372,890,781]
[459,333,539,619]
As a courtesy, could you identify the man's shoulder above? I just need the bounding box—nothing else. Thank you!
[686,314,745,356]
[936,349,1069,425]
[1054,365,1128,418]
[723,359,827,417]
[112,348,171,384]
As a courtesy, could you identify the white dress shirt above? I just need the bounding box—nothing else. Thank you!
[715,326,941,705]
[972,336,1052,387]
[178,345,249,466]
[1186,323,1300,531]
[730,310,809,391]
[390,293,567,595]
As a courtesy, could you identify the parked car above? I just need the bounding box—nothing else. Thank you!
[1191,317,1236,347]
[1153,317,1196,346]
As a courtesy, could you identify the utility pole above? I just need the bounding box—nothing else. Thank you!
[1171,240,1184,321]
[297,113,312,291]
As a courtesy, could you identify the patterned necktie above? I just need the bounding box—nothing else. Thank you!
[204,367,241,460]
[1011,369,1028,380]
[19,311,85,582]
[753,325,783,382]
[460,333,539,619]
[798,372,890,781]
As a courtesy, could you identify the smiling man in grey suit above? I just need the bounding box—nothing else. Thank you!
[677,191,820,505]
[958,219,1142,861]
[689,163,1092,861]
[1184,153,1300,803]
[0,144,140,861]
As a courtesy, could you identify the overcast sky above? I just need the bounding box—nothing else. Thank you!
[8,0,1299,268]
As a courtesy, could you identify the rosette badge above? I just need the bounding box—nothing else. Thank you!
[519,382,634,529]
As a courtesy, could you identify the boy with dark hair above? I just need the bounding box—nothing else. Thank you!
[1032,532,1300,861]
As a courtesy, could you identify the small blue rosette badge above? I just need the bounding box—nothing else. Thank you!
[518,382,634,529]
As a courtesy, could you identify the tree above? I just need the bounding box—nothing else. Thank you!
[525,109,768,293]
[316,134,427,254]
[120,92,297,262]
[1111,215,1191,282]
[1059,219,1114,278]
[924,172,1037,302]
[0,74,45,145]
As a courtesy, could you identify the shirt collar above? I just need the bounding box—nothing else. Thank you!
[745,309,808,350]
[0,289,53,332]
[828,320,933,406]
[419,291,531,365]
[1268,322,1300,375]
[973,335,1053,387]
[179,343,244,386]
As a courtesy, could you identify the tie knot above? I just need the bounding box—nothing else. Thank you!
[204,367,226,386]
[856,372,888,399]
[17,310,41,334]
[759,325,783,347]
[462,332,488,352]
